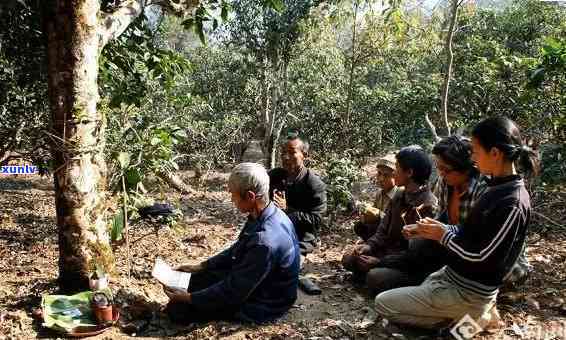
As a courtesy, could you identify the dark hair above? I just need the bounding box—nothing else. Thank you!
[432,135,478,175]
[396,145,433,185]
[285,134,310,155]
[472,117,540,177]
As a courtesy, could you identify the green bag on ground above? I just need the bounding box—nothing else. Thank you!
[41,291,98,332]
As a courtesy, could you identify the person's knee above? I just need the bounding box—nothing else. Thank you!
[366,268,385,290]
[374,290,397,318]
[367,268,407,294]
[353,222,364,238]
[164,301,191,324]
[342,253,357,271]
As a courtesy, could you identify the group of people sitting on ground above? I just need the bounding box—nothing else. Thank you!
[161,116,539,332]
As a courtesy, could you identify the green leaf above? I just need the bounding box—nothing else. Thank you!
[110,210,124,242]
[220,1,229,21]
[266,0,285,12]
[181,18,194,30]
[150,136,161,145]
[116,152,130,169]
[125,168,142,188]
[528,67,546,88]
[196,21,206,45]
[173,129,187,139]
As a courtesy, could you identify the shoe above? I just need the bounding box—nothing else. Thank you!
[299,277,322,295]
[299,242,314,255]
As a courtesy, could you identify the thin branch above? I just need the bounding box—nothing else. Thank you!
[439,0,460,136]
[122,176,131,279]
[533,211,564,229]
[425,113,441,142]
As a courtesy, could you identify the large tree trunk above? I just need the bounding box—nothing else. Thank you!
[42,0,199,292]
[44,0,112,292]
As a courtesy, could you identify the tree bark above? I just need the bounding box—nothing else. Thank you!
[258,54,284,169]
[44,0,112,292]
[99,0,145,47]
[42,0,201,292]
[264,62,279,169]
[159,171,195,195]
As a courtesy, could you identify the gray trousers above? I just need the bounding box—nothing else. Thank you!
[374,267,496,329]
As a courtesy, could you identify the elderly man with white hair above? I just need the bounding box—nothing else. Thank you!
[163,162,300,324]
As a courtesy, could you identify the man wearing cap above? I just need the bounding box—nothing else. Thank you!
[342,146,438,292]
[353,154,399,241]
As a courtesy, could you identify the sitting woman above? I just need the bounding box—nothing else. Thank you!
[374,117,539,329]
[342,145,437,291]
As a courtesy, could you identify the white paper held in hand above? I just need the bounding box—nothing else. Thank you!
[151,258,191,291]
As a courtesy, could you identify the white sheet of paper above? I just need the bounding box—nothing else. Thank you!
[151,258,191,291]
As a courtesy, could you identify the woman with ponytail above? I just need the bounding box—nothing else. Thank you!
[373,117,539,330]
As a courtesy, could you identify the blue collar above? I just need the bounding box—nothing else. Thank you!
[243,202,277,235]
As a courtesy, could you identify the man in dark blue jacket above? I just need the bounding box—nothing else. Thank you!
[163,162,300,324]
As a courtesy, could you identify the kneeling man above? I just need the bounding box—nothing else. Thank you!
[163,162,300,324]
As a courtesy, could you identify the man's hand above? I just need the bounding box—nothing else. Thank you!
[353,244,371,256]
[357,255,380,272]
[401,224,418,239]
[273,190,287,211]
[175,262,204,273]
[163,285,192,303]
[404,217,446,242]
[361,206,380,224]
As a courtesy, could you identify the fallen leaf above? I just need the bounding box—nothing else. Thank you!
[501,291,525,303]
[550,297,565,308]
[329,284,345,290]
[534,255,551,264]
[509,323,524,337]
[356,308,377,329]
[353,295,365,302]
[526,296,540,310]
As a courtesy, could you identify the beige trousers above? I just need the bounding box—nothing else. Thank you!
[374,267,496,329]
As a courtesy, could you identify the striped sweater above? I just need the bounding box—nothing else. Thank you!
[439,175,530,298]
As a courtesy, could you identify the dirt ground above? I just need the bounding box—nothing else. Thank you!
[0,170,565,340]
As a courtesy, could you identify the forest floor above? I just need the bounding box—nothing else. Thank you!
[0,170,565,340]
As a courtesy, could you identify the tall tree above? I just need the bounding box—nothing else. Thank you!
[438,0,466,136]
[0,0,49,167]
[227,0,321,168]
[41,0,273,292]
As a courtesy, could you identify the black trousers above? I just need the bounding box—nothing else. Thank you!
[353,221,379,242]
[164,269,237,324]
